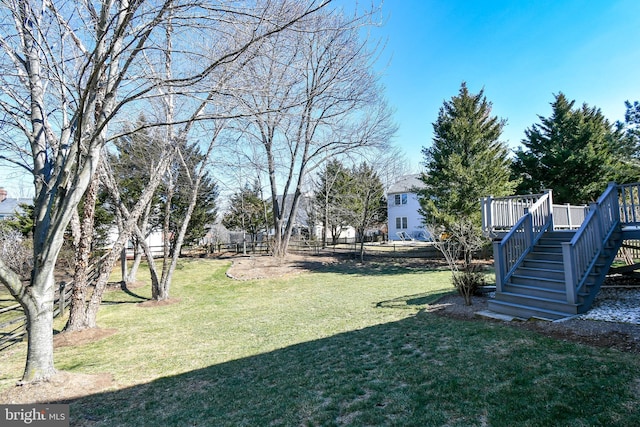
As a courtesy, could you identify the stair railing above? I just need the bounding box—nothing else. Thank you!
[493,191,553,292]
[561,183,620,304]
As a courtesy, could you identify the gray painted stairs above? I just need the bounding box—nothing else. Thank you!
[488,230,622,321]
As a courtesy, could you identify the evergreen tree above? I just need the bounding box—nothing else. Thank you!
[161,141,219,249]
[419,82,516,229]
[4,202,34,237]
[512,93,640,204]
[223,182,272,243]
[312,159,352,246]
[109,116,164,229]
[621,100,640,159]
[347,162,386,261]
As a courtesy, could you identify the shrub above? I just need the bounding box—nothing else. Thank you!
[427,219,486,305]
[0,227,33,280]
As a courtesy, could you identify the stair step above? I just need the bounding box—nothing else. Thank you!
[534,245,563,254]
[537,236,574,245]
[528,251,564,261]
[516,267,564,280]
[545,231,576,237]
[503,283,566,299]
[487,299,575,321]
[510,273,564,287]
[521,259,563,270]
[495,292,577,314]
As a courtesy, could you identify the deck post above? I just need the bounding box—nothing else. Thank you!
[493,240,503,293]
[59,281,67,316]
[481,196,493,236]
[545,189,554,230]
[562,242,577,304]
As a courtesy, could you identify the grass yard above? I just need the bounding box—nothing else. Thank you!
[1,258,640,426]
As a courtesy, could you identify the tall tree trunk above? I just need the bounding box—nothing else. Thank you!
[77,149,174,329]
[127,242,143,284]
[154,174,175,300]
[65,173,99,331]
[127,202,153,283]
[19,270,56,383]
[134,226,161,294]
[156,165,203,300]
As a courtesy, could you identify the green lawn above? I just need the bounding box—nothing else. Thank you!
[1,258,640,426]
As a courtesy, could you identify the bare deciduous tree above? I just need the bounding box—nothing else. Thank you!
[0,0,330,383]
[426,220,486,306]
[229,5,395,257]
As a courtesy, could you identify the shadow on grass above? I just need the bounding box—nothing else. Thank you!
[61,311,640,427]
[375,290,453,309]
[100,282,150,305]
[290,257,450,277]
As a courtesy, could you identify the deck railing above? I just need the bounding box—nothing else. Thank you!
[482,192,591,236]
[493,191,553,292]
[481,193,545,236]
[619,183,640,226]
[561,183,620,304]
[552,204,589,229]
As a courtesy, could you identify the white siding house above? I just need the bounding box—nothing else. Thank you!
[0,187,31,221]
[387,174,430,241]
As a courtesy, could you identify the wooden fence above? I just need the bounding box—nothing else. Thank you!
[203,240,441,259]
[0,256,104,352]
[619,241,640,263]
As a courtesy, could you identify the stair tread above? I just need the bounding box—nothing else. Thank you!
[511,274,564,283]
[497,291,570,304]
[517,266,564,273]
[531,252,563,256]
[488,299,575,319]
[504,283,566,295]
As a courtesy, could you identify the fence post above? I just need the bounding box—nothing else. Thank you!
[120,247,127,283]
[59,282,67,316]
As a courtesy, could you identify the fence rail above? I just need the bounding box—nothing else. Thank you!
[0,254,105,352]
[203,240,440,259]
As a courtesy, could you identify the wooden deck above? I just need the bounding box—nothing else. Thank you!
[482,183,640,320]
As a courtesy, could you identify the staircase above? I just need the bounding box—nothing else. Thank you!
[488,230,621,320]
[483,182,634,321]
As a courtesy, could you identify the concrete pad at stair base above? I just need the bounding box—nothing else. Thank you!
[475,310,525,322]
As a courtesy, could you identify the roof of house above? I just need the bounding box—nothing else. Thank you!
[0,198,32,217]
[387,174,425,194]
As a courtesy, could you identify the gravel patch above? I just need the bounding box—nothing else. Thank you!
[576,286,640,324]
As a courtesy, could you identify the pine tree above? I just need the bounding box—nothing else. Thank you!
[313,160,352,246]
[347,162,386,262]
[223,182,271,243]
[419,82,516,229]
[512,94,640,204]
[168,143,219,247]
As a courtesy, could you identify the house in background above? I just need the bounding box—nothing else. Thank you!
[0,187,32,221]
[387,174,430,241]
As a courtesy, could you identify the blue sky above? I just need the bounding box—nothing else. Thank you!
[2,1,639,196]
[369,0,640,171]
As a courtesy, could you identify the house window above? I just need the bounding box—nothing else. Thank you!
[394,193,407,205]
[395,217,408,229]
